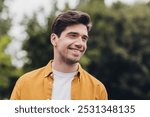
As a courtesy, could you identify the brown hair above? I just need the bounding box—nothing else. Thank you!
[51,10,92,37]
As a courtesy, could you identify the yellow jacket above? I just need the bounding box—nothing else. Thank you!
[10,61,108,100]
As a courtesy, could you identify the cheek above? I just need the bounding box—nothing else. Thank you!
[84,43,87,50]
[57,40,69,51]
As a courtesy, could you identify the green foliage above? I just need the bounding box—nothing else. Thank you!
[0,0,20,99]
[22,13,54,72]
[0,0,4,12]
[0,35,21,99]
[0,35,11,64]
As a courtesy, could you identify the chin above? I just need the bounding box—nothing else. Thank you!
[66,58,80,65]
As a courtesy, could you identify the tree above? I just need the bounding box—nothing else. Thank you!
[22,0,63,72]
[22,13,54,72]
[0,0,21,99]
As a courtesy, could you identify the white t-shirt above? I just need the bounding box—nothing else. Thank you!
[51,69,77,100]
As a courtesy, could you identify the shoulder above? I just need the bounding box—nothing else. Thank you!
[15,60,52,87]
[23,67,46,78]
[80,69,102,85]
[17,66,46,84]
[80,69,108,99]
[78,64,103,85]
[80,69,108,96]
[10,66,47,100]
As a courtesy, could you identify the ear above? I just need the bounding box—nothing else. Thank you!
[50,33,57,47]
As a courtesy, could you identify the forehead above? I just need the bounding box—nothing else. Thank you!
[62,24,88,36]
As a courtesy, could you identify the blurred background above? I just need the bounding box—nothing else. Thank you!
[0,0,150,99]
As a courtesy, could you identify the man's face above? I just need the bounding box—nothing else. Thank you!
[53,24,88,65]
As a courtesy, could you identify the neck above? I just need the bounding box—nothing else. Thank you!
[52,60,78,73]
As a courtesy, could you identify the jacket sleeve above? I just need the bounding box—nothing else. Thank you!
[96,82,108,100]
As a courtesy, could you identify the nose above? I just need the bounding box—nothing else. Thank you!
[74,37,85,49]
[75,43,82,49]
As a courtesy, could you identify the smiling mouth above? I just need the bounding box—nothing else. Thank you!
[72,49,81,53]
[68,47,84,53]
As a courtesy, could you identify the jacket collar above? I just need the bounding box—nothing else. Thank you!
[44,60,53,78]
[43,60,83,79]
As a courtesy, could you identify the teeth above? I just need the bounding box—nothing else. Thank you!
[74,49,79,52]
[74,49,80,52]
[69,48,80,53]
[68,48,84,52]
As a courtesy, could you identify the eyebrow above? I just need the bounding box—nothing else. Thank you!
[67,32,89,38]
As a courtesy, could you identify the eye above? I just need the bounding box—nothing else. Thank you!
[82,36,88,42]
[70,34,77,38]
[67,33,78,39]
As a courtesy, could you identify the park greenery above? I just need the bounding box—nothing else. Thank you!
[0,0,23,99]
[0,0,150,99]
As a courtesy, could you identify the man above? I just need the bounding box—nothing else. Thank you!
[10,10,108,100]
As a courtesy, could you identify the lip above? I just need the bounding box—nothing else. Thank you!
[70,48,81,52]
[68,48,84,52]
[72,49,80,53]
[68,48,82,56]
